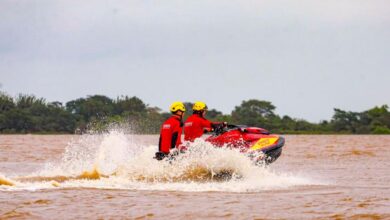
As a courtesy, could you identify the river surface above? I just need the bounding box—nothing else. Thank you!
[1,133,390,219]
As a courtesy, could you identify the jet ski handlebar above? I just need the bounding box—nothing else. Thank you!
[212,123,240,135]
[211,124,270,136]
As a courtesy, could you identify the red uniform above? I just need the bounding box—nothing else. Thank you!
[158,115,183,154]
[184,114,214,142]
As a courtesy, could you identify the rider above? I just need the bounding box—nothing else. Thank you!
[184,101,226,142]
[155,101,186,160]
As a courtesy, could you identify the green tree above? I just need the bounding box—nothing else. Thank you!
[15,94,46,109]
[0,92,15,111]
[231,99,279,130]
[66,95,114,122]
[366,105,390,133]
[279,115,296,132]
[330,109,360,133]
[206,109,223,121]
[114,96,147,115]
[372,126,390,134]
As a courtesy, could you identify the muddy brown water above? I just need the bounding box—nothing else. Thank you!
[1,134,390,219]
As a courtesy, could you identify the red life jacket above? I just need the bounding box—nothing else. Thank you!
[158,115,183,154]
[184,114,212,142]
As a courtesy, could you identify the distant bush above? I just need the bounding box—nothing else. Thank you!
[372,126,390,134]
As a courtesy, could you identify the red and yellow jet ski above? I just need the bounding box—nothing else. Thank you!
[205,124,285,165]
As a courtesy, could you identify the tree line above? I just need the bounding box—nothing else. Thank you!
[0,92,389,134]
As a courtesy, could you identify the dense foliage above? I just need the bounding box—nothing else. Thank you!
[0,92,389,134]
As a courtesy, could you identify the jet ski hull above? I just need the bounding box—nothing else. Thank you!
[205,125,285,165]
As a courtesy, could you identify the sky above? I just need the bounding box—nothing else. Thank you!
[0,0,389,122]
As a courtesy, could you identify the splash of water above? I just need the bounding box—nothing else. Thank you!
[0,174,14,186]
[1,128,318,192]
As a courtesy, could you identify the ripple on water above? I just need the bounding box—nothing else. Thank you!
[0,210,33,219]
[22,199,52,205]
[330,213,387,220]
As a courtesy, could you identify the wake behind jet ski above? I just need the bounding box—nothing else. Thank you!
[205,124,285,165]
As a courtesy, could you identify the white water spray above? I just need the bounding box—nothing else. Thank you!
[1,128,319,192]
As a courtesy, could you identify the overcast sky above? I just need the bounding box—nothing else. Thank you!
[0,0,389,122]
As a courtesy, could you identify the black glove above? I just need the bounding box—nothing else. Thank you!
[155,152,167,160]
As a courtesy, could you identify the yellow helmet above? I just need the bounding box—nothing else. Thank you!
[169,101,186,113]
[193,101,208,111]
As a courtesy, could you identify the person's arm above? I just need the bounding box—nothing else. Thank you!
[201,118,213,132]
[210,121,228,134]
[173,121,183,147]
[159,125,173,154]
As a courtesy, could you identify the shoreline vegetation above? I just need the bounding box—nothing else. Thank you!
[1,92,389,135]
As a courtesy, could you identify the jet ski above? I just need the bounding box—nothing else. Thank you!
[205,124,285,165]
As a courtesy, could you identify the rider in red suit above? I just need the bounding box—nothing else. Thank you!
[155,102,186,160]
[184,101,225,142]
